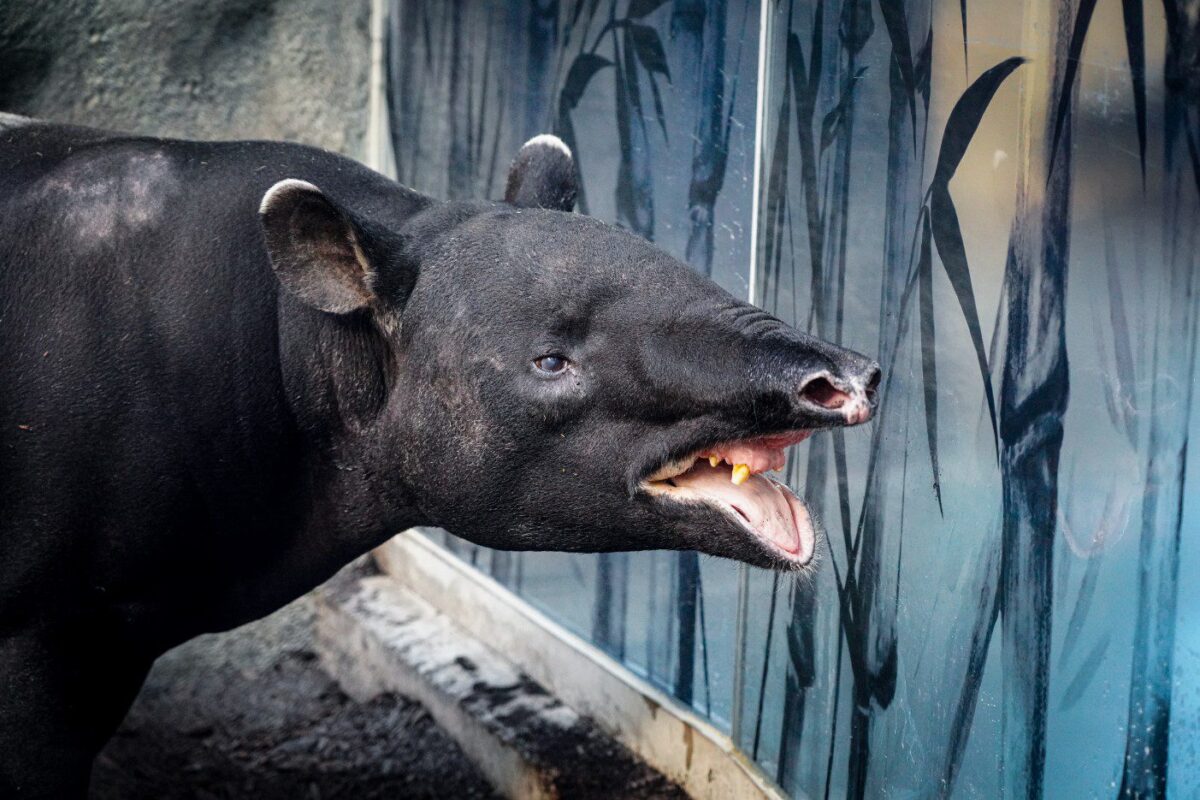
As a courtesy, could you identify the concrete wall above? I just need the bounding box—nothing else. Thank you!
[0,0,371,156]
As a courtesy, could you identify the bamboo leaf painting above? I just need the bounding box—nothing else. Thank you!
[1121,0,1147,178]
[648,71,669,140]
[928,56,1024,455]
[808,0,825,98]
[838,0,874,56]
[932,56,1025,187]
[915,26,932,109]
[628,23,671,79]
[1058,633,1112,711]
[917,213,942,512]
[1101,212,1139,444]
[627,0,670,19]
[928,183,998,456]
[819,65,867,153]
[872,637,898,707]
[958,0,968,73]
[560,52,614,110]
[876,0,918,139]
[820,104,842,153]
[1047,0,1098,180]
[1057,551,1104,669]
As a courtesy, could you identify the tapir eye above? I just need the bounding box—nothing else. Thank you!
[533,354,569,375]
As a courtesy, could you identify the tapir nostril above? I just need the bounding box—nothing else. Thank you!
[865,367,882,401]
[799,376,851,410]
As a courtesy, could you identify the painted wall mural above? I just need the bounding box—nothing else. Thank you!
[386,1,1200,796]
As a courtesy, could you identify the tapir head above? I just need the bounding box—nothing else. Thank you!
[259,137,879,571]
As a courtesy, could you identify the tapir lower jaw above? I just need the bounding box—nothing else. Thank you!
[638,430,821,569]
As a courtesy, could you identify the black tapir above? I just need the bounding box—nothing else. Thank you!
[0,115,878,797]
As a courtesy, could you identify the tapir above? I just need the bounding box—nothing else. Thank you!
[0,115,879,797]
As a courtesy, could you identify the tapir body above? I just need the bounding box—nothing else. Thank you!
[0,116,877,797]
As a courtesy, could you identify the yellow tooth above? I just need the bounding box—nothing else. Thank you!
[731,464,750,485]
[709,455,721,468]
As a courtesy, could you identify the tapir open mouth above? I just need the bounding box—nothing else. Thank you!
[641,431,817,566]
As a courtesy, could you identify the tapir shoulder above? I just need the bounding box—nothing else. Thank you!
[0,119,433,334]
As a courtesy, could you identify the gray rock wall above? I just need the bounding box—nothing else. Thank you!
[0,0,371,155]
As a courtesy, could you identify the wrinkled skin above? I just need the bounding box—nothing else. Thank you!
[0,117,877,797]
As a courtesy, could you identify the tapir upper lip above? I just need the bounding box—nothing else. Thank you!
[631,427,806,490]
[629,408,841,490]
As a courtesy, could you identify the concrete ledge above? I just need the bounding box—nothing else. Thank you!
[374,530,791,800]
[315,571,685,799]
[0,112,34,129]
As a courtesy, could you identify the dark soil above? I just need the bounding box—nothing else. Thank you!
[459,675,687,799]
[89,596,499,800]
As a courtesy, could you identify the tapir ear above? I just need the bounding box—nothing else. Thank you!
[259,179,376,314]
[503,134,578,212]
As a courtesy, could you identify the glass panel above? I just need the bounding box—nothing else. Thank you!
[386,0,761,729]
[752,1,1199,797]
[387,1,1200,796]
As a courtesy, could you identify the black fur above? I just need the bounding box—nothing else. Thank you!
[0,122,877,797]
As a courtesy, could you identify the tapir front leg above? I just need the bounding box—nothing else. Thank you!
[0,621,151,799]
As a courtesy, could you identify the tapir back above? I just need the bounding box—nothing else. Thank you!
[0,120,407,632]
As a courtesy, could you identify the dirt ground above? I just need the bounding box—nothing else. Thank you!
[89,594,499,800]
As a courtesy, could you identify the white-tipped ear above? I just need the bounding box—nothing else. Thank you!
[259,178,321,214]
[258,179,375,314]
[523,133,572,158]
[503,134,578,212]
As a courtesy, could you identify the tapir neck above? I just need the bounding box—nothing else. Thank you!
[202,300,427,630]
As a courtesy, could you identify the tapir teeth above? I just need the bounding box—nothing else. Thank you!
[731,464,750,485]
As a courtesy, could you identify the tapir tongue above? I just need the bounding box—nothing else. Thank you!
[672,461,815,562]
